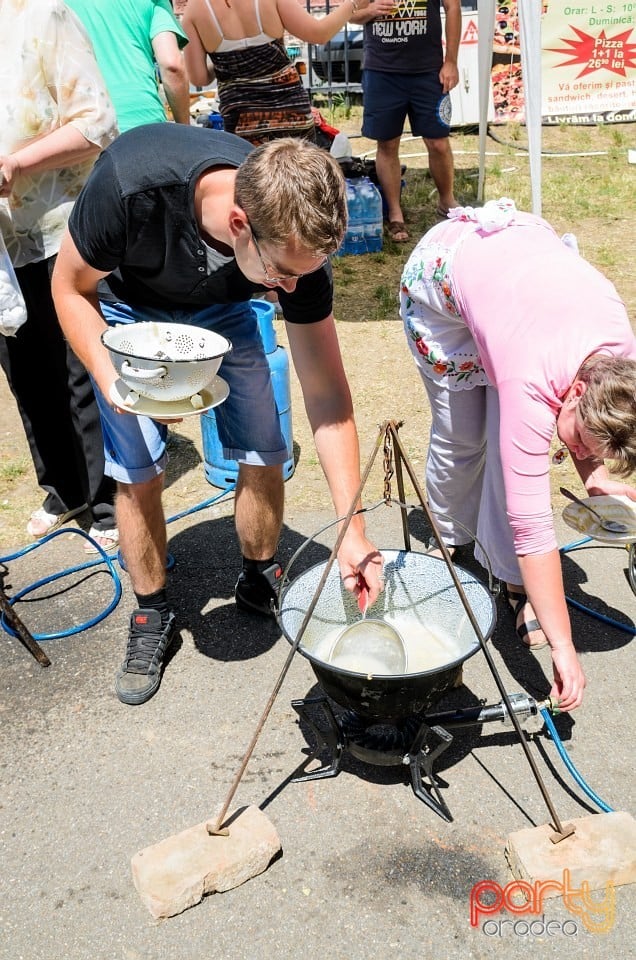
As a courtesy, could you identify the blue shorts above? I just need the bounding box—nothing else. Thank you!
[361,69,452,142]
[95,300,287,485]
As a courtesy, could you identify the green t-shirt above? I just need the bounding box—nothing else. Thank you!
[67,0,188,133]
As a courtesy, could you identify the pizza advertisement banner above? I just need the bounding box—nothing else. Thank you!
[542,1,636,123]
[490,0,636,125]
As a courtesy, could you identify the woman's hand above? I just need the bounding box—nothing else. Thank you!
[549,643,586,712]
[586,476,636,502]
[0,155,21,198]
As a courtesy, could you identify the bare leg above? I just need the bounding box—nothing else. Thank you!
[375,136,408,236]
[423,136,457,213]
[116,474,167,595]
[234,462,284,560]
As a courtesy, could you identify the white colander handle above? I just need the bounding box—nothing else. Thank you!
[120,360,167,382]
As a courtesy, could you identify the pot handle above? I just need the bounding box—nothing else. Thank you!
[120,360,167,382]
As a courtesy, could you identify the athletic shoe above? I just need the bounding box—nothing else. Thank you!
[115,608,176,705]
[234,563,282,618]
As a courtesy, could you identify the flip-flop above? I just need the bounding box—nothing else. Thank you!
[435,206,450,218]
[386,220,409,242]
[501,584,549,650]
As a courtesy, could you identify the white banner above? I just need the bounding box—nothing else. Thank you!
[542,0,636,123]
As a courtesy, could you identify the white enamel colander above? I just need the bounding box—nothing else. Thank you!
[101,322,232,403]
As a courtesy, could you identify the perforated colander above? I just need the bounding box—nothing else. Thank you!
[101,321,232,402]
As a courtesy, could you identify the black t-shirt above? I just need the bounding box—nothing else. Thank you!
[68,123,333,324]
[363,0,443,74]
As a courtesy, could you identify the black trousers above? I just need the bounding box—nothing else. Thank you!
[0,256,115,529]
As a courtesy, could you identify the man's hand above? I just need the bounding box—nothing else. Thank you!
[365,0,398,16]
[439,60,459,94]
[337,531,384,608]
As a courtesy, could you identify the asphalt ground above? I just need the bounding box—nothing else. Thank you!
[1,474,635,959]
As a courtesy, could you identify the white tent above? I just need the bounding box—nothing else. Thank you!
[477,0,543,214]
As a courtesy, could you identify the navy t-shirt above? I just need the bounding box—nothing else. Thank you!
[68,123,333,324]
[363,0,443,74]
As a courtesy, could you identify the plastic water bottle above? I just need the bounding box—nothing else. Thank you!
[344,179,365,256]
[360,176,383,253]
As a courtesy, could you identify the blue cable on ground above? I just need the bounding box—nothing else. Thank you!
[0,486,235,642]
[0,527,122,641]
[540,707,613,813]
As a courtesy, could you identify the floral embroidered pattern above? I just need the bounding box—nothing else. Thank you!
[400,232,489,390]
[401,242,462,318]
[404,318,485,382]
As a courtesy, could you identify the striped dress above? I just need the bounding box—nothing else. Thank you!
[202,0,315,145]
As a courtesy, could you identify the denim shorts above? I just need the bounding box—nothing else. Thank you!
[95,300,287,485]
[361,69,452,141]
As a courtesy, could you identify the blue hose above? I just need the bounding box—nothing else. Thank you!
[540,707,613,813]
[0,486,234,641]
[0,527,121,641]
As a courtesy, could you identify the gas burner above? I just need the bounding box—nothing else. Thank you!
[291,696,454,821]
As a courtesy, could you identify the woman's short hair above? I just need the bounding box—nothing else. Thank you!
[578,355,636,477]
[234,138,347,256]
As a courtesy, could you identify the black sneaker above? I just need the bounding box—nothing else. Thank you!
[115,608,176,705]
[234,563,282,618]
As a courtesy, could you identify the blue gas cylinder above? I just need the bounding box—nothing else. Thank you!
[201,300,295,489]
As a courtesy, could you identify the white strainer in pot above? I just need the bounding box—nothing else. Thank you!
[101,322,232,403]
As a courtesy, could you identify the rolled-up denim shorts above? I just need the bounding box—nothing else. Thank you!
[361,69,451,141]
[95,300,287,485]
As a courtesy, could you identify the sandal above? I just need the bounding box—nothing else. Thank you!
[84,525,119,555]
[501,584,549,650]
[386,220,409,242]
[26,504,87,539]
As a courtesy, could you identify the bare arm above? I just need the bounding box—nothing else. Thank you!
[441,0,460,92]
[152,32,191,125]
[277,0,371,45]
[517,551,586,712]
[51,230,119,400]
[0,126,101,198]
[285,314,383,604]
[182,4,216,87]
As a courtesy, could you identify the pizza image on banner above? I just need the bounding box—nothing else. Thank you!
[490,1,523,123]
[542,0,636,123]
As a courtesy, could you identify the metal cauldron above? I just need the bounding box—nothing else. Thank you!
[278,549,496,721]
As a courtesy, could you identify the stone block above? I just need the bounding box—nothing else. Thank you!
[131,805,282,919]
[505,810,636,895]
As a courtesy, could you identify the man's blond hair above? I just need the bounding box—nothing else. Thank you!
[235,138,347,255]
[578,355,636,477]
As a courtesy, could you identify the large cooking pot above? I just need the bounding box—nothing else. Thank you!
[101,321,231,402]
[278,549,496,721]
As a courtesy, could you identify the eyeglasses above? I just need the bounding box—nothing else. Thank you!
[249,224,327,285]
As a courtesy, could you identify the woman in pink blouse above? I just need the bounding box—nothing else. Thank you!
[400,199,636,712]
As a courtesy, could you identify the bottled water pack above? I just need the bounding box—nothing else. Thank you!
[339,177,383,256]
